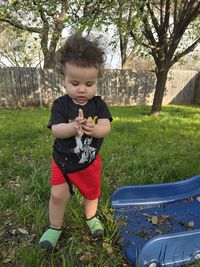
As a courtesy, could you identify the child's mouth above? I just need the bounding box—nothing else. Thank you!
[76,96,87,103]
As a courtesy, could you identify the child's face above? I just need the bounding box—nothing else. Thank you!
[63,63,99,105]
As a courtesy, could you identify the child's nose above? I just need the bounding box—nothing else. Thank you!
[78,84,86,92]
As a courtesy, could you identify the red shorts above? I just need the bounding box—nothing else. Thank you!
[50,154,102,200]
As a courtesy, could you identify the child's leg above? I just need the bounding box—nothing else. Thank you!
[49,183,71,228]
[39,183,70,250]
[84,198,104,237]
[84,198,98,219]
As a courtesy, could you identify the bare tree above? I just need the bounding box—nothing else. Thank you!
[0,1,113,68]
[0,23,41,67]
[0,0,69,69]
[131,0,200,114]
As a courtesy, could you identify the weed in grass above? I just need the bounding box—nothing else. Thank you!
[0,188,22,211]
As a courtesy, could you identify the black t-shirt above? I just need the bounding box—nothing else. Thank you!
[48,95,112,173]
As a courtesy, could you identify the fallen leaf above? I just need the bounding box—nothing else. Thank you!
[80,251,93,261]
[188,221,194,228]
[11,230,17,235]
[82,234,93,243]
[75,247,83,255]
[147,214,172,226]
[9,180,20,187]
[103,242,113,254]
[151,216,158,225]
[18,228,29,235]
[3,257,12,264]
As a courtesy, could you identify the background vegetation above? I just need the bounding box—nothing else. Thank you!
[0,1,199,113]
[1,105,200,266]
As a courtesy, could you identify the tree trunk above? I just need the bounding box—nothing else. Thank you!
[43,52,56,69]
[43,30,62,69]
[40,67,56,107]
[41,30,62,107]
[40,50,57,107]
[151,70,169,115]
[120,36,127,69]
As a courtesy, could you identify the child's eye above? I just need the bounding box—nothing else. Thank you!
[71,82,79,86]
[86,82,93,87]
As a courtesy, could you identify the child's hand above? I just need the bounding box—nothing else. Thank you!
[75,109,86,136]
[82,117,95,136]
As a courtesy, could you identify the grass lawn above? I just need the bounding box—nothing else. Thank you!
[1,105,200,267]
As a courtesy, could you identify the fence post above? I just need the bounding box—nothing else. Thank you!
[37,68,43,107]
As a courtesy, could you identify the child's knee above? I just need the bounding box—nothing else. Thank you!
[50,191,63,203]
[50,184,70,203]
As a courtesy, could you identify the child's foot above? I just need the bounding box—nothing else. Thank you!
[38,227,62,251]
[86,216,104,238]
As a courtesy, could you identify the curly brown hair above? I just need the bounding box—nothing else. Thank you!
[56,33,105,77]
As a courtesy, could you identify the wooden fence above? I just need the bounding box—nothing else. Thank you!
[0,67,199,108]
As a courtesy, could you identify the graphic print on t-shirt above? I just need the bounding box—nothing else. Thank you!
[72,135,96,164]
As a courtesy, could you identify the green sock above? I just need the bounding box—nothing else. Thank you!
[86,216,104,237]
[39,227,62,248]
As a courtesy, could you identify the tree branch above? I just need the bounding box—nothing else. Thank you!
[58,0,68,21]
[146,0,160,35]
[173,0,177,25]
[160,0,163,27]
[176,1,200,34]
[130,29,160,65]
[170,37,200,67]
[129,30,155,49]
[163,0,170,32]
[0,17,42,33]
[158,0,170,48]
[32,0,56,17]
[168,2,200,61]
[33,1,49,26]
[181,0,197,22]
[142,16,157,48]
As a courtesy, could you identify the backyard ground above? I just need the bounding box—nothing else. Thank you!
[0,105,200,267]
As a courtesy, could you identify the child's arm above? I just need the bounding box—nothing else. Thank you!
[52,109,85,138]
[82,117,111,138]
[51,122,78,139]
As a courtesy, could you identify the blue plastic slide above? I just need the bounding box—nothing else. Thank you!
[111,174,200,267]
